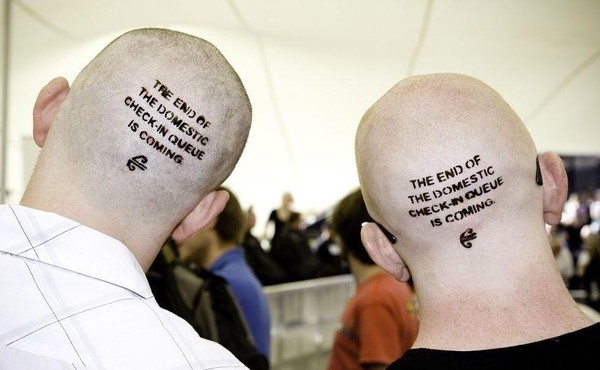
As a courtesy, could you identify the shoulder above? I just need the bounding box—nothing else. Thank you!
[213,259,264,296]
[155,308,247,368]
[215,252,259,281]
[390,324,600,370]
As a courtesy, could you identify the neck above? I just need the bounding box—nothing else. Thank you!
[203,241,237,268]
[411,238,592,350]
[21,172,172,272]
[349,256,384,284]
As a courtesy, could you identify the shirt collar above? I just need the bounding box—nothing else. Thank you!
[0,205,153,299]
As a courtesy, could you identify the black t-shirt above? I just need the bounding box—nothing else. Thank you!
[388,323,600,370]
[242,231,288,285]
[268,209,286,243]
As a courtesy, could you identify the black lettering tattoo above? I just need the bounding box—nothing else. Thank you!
[126,155,148,171]
[122,79,217,167]
[406,155,503,228]
[460,228,477,248]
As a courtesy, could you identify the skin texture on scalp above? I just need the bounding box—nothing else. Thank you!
[22,29,252,268]
[355,73,591,350]
[357,74,539,257]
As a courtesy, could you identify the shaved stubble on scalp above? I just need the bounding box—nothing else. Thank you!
[357,74,537,256]
[356,74,590,349]
[22,29,252,266]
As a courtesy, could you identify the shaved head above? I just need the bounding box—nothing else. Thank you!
[356,74,590,353]
[31,28,251,233]
[22,28,253,268]
[356,74,542,258]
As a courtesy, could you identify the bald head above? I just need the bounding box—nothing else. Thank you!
[31,28,251,233]
[356,74,549,256]
[356,75,589,348]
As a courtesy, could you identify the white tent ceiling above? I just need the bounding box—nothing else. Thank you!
[4,0,600,224]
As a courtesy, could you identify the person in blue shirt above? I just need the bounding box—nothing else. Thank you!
[179,187,271,359]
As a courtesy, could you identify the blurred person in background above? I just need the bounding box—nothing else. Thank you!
[326,189,418,370]
[270,211,323,281]
[242,206,288,285]
[550,226,574,286]
[265,192,295,245]
[578,233,600,311]
[316,223,350,276]
[179,188,271,361]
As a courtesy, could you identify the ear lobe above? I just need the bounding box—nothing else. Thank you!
[361,222,411,282]
[538,152,568,225]
[171,190,230,241]
[33,77,70,147]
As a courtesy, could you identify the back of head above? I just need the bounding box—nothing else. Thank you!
[330,189,375,265]
[356,74,544,270]
[245,207,256,231]
[214,187,245,246]
[37,28,251,231]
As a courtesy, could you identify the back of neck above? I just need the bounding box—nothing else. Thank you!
[412,242,593,350]
[21,173,168,272]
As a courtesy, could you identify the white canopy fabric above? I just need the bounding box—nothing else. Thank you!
[4,0,599,225]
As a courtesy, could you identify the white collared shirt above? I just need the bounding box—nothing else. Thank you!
[0,205,246,370]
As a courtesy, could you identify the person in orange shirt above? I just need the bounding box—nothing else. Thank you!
[326,189,419,370]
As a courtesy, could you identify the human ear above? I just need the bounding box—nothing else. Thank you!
[171,190,230,241]
[32,77,70,147]
[361,222,411,282]
[538,152,568,225]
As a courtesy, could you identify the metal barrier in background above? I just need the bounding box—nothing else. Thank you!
[264,274,355,366]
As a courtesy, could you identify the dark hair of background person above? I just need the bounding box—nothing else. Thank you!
[215,186,246,245]
[330,189,375,265]
[287,211,302,225]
